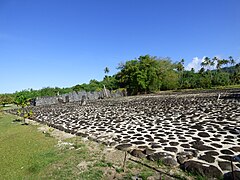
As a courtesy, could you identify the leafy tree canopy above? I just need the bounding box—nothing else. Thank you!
[1,55,239,99]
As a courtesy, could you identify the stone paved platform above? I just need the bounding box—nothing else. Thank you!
[15,90,240,177]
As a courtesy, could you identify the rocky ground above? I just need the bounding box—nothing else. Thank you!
[9,89,240,179]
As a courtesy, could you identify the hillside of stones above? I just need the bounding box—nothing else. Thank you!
[9,89,240,178]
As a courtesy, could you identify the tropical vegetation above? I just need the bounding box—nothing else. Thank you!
[0,55,239,102]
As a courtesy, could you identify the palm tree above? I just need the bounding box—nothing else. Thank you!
[201,57,211,70]
[216,59,223,70]
[212,56,218,69]
[229,56,235,66]
[201,57,214,84]
[176,59,184,72]
[103,67,110,97]
[176,59,185,88]
[199,67,205,74]
[181,58,185,65]
[104,67,109,74]
[222,59,230,67]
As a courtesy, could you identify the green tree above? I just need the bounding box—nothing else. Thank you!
[197,75,212,88]
[176,59,185,88]
[229,56,235,66]
[216,59,223,70]
[200,56,216,86]
[104,67,109,74]
[161,70,179,90]
[104,67,110,91]
[181,69,199,89]
[0,94,14,107]
[198,67,205,74]
[102,75,118,90]
[72,84,83,92]
[222,59,230,67]
[232,63,240,84]
[201,57,211,70]
[116,55,177,94]
[216,58,230,70]
[212,72,230,86]
[14,95,33,125]
[88,79,103,92]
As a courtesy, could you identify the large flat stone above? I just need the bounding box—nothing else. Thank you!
[181,160,222,178]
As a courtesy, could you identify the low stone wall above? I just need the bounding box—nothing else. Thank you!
[35,89,127,106]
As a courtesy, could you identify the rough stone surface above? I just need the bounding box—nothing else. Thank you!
[181,160,222,178]
[218,161,237,171]
[115,144,132,151]
[230,146,240,152]
[130,149,146,158]
[224,171,240,180]
[221,149,234,155]
[198,132,210,137]
[142,148,156,155]
[8,89,240,177]
[199,154,215,163]
[162,157,178,167]
[146,152,178,167]
[35,89,127,106]
[147,152,173,161]
[177,152,193,165]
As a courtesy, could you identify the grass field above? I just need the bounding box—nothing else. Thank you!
[0,113,59,179]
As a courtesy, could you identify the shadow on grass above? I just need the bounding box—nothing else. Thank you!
[12,119,22,123]
[12,119,29,125]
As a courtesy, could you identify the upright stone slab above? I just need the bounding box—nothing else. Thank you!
[35,89,127,106]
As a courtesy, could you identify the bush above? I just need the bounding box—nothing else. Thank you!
[196,76,212,89]
[0,94,14,106]
[212,72,230,86]
[161,71,179,90]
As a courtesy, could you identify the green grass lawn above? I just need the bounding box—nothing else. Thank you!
[0,113,58,179]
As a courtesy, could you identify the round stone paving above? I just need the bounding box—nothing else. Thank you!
[14,90,240,175]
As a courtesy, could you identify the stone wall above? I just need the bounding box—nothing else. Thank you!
[35,89,127,106]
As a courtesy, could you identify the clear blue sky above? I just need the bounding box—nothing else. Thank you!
[1,0,239,93]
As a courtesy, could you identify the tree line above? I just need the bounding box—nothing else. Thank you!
[0,55,239,106]
[115,55,239,94]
